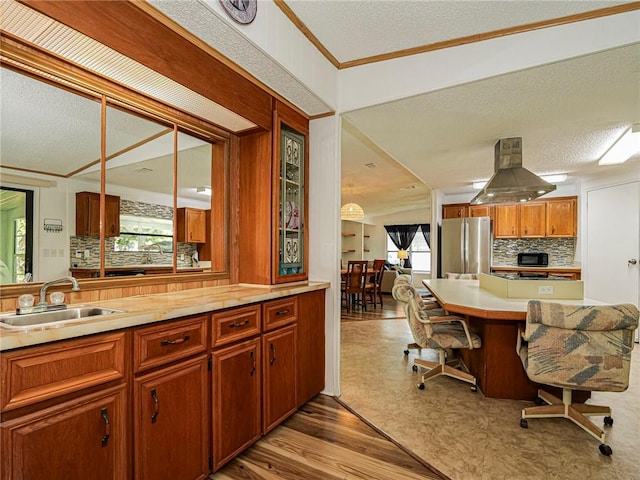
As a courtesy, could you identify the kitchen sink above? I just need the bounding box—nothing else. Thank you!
[0,306,125,330]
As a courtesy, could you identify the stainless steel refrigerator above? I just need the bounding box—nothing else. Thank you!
[440,216,492,276]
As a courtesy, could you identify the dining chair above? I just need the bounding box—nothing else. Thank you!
[365,259,386,309]
[341,260,368,312]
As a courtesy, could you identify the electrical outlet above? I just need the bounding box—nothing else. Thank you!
[538,285,554,295]
[75,250,83,258]
[180,254,185,261]
[84,249,91,258]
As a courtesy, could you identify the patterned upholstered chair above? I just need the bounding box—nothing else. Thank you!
[392,277,481,391]
[444,272,479,280]
[518,300,639,456]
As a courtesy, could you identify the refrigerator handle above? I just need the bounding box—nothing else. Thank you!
[460,222,466,275]
[464,220,469,273]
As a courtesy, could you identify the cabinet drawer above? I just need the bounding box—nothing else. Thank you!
[212,305,261,348]
[134,315,207,373]
[1,332,127,412]
[262,297,297,331]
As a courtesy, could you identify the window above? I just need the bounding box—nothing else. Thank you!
[114,215,174,253]
[386,225,431,271]
[14,218,26,282]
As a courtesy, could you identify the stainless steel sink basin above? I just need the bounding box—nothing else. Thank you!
[0,306,125,330]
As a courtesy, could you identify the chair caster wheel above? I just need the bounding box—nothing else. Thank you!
[599,444,612,456]
[417,383,425,390]
[412,364,418,372]
[520,419,528,429]
[404,349,410,355]
[604,416,614,427]
[470,385,478,392]
[534,397,544,406]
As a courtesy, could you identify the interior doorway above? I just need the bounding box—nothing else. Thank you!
[0,186,33,283]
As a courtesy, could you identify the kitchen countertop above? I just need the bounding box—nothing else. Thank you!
[0,281,330,351]
[491,265,581,272]
[423,278,599,320]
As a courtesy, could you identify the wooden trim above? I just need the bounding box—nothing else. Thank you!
[275,1,640,70]
[309,111,335,121]
[99,95,106,278]
[272,0,340,68]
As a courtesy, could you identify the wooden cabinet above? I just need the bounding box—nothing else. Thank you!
[1,332,128,480]
[295,290,325,407]
[518,202,546,237]
[262,324,297,434]
[237,101,309,285]
[494,204,519,238]
[134,355,209,480]
[1,385,128,480]
[176,207,207,243]
[133,315,209,480]
[546,197,577,237]
[212,337,261,471]
[469,205,492,218]
[443,204,468,219]
[76,191,120,237]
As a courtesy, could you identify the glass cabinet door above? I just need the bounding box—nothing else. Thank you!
[278,125,305,277]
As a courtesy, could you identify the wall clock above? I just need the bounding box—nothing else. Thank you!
[219,0,257,24]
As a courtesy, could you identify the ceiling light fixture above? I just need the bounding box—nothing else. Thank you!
[599,124,640,165]
[473,174,567,190]
[340,202,364,221]
[196,186,212,196]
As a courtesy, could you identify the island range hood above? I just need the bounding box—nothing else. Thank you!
[470,137,556,205]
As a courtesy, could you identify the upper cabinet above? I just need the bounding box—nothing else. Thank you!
[518,202,546,237]
[546,197,577,237]
[443,204,468,219]
[448,196,577,239]
[75,192,120,238]
[494,204,519,238]
[176,208,207,244]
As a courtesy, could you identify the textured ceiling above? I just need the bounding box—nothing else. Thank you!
[287,0,625,63]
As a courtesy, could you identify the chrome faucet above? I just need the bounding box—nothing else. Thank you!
[38,276,80,307]
[142,244,163,264]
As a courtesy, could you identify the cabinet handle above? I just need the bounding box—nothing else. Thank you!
[151,388,159,424]
[228,319,249,328]
[551,226,555,234]
[524,226,528,234]
[275,309,289,316]
[249,351,256,376]
[270,343,276,366]
[101,408,110,447]
[160,335,190,346]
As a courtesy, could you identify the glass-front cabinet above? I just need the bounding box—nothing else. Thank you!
[272,102,309,284]
[278,126,305,277]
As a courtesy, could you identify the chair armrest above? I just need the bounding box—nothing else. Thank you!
[420,315,477,350]
[516,325,525,355]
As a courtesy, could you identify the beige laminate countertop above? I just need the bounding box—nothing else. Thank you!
[423,279,600,321]
[491,265,582,272]
[0,281,330,351]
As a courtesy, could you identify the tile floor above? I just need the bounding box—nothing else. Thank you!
[339,308,640,480]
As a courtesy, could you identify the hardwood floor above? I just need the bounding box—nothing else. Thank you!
[211,394,447,479]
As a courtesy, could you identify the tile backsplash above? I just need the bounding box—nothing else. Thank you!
[492,238,576,266]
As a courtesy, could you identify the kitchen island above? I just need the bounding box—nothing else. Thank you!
[422,278,597,400]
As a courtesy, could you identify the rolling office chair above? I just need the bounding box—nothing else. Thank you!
[393,277,480,391]
[517,300,639,456]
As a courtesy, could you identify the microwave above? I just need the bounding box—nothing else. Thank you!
[517,252,549,267]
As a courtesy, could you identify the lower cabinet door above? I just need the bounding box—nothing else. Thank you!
[262,324,297,433]
[212,337,261,471]
[1,384,127,480]
[134,355,209,480]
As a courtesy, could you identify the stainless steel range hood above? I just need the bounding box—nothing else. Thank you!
[470,138,556,205]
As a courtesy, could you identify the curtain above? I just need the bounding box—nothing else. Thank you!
[384,224,419,268]
[419,223,431,248]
